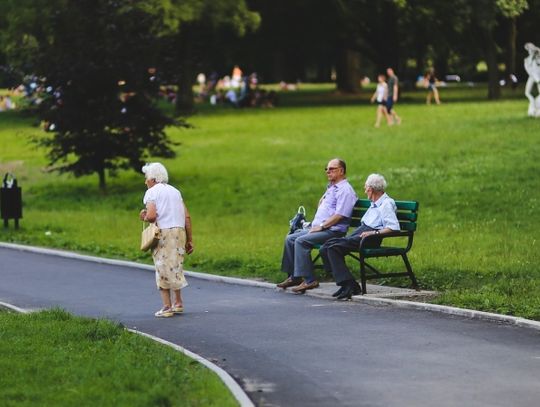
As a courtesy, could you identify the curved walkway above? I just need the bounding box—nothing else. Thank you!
[1,245,539,407]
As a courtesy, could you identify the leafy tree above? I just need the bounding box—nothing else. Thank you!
[242,0,339,83]
[465,0,531,99]
[497,0,529,78]
[1,0,186,189]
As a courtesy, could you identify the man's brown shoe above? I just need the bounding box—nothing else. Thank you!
[291,280,320,293]
[277,277,302,289]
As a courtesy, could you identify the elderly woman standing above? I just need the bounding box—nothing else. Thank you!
[139,162,194,318]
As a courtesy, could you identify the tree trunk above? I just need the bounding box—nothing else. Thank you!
[272,51,286,83]
[316,60,332,82]
[484,29,501,100]
[335,48,362,93]
[176,64,194,114]
[506,17,517,76]
[97,167,106,190]
[175,27,195,114]
[435,49,449,79]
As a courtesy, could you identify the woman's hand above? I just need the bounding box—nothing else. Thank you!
[185,240,194,255]
[139,209,147,221]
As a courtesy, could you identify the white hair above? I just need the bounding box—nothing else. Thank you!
[365,173,387,192]
[142,162,168,183]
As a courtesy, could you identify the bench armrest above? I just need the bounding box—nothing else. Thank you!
[359,230,414,251]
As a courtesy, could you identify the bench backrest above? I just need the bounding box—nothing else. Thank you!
[349,199,419,232]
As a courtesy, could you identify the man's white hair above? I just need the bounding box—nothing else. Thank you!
[142,162,169,183]
[365,173,387,192]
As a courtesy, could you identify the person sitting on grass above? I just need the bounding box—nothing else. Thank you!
[277,158,357,293]
[320,173,400,300]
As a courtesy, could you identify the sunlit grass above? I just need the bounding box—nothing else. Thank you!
[0,309,238,407]
[1,85,539,319]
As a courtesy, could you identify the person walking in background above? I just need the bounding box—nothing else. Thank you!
[425,68,441,105]
[139,163,194,318]
[386,67,402,125]
[370,74,389,127]
[277,158,357,293]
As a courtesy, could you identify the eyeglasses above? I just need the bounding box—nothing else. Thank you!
[325,167,340,172]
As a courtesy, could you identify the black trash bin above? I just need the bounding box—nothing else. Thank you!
[0,173,22,228]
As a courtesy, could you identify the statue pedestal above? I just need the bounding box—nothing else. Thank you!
[528,96,540,117]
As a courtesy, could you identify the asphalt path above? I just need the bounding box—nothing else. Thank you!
[1,246,539,407]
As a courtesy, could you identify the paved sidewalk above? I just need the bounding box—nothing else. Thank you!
[2,245,540,407]
[304,281,438,301]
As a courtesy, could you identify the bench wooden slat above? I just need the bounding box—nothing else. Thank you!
[350,199,418,229]
[395,200,419,211]
[399,221,417,231]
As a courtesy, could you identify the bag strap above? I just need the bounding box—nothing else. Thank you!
[142,221,159,231]
[298,206,306,216]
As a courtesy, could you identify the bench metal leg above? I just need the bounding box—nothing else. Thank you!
[359,258,367,295]
[402,254,419,289]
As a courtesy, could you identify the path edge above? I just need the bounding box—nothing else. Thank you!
[0,298,254,407]
[1,241,539,332]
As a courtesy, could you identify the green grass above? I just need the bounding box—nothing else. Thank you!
[0,309,237,407]
[0,84,539,319]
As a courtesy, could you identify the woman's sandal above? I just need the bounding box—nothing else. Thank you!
[171,304,184,314]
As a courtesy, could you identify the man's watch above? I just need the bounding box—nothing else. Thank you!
[375,230,380,235]
[320,223,326,230]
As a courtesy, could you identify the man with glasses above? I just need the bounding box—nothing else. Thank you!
[278,158,357,293]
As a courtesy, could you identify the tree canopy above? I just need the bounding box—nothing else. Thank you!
[1,0,540,117]
[0,0,181,188]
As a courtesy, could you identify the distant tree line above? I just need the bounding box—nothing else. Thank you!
[0,0,538,187]
[227,0,538,100]
[0,0,259,188]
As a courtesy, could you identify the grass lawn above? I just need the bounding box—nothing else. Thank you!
[0,309,237,407]
[0,84,539,319]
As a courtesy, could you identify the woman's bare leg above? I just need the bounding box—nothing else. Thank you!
[173,289,183,307]
[159,288,172,308]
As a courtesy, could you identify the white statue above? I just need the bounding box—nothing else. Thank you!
[524,42,540,117]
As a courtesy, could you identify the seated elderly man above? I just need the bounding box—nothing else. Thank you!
[320,173,400,300]
[278,158,357,293]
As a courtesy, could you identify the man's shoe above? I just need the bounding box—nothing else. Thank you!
[277,277,302,289]
[291,280,320,294]
[332,286,344,297]
[336,282,361,300]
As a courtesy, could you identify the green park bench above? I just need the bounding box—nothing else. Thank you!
[313,198,419,294]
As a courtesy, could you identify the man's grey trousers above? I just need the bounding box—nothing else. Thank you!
[281,229,344,280]
[319,224,376,284]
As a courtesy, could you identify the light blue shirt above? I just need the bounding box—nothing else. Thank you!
[312,179,357,233]
[361,193,400,231]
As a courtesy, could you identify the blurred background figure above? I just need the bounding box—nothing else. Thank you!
[231,65,243,87]
[370,74,388,127]
[424,68,441,105]
[196,72,207,99]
